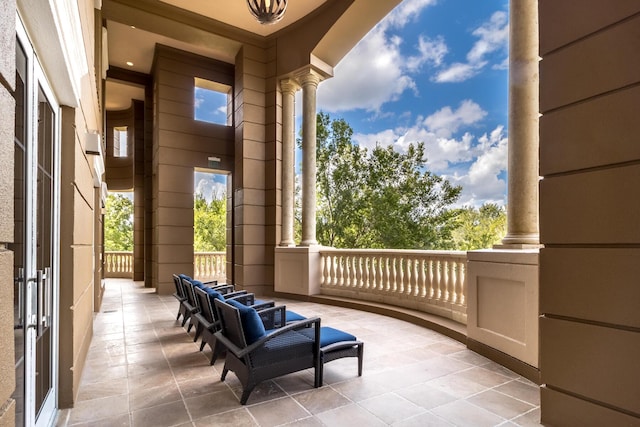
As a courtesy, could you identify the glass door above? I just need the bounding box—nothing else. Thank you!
[12,19,60,427]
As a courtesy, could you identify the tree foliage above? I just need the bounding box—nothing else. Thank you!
[104,193,133,251]
[194,193,226,252]
[450,203,507,250]
[313,112,462,249]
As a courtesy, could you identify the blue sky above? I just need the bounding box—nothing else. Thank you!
[195,0,510,206]
[310,0,510,207]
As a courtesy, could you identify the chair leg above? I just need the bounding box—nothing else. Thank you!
[194,323,203,342]
[187,321,193,333]
[221,367,229,381]
[199,340,206,351]
[181,314,189,327]
[358,343,364,376]
[240,386,255,405]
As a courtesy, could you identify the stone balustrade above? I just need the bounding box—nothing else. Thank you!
[320,249,467,324]
[104,251,227,282]
[194,252,227,282]
[104,251,133,278]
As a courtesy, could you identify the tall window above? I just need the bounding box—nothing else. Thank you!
[113,126,128,157]
[194,77,231,126]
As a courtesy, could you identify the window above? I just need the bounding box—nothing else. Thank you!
[113,126,127,158]
[194,77,231,125]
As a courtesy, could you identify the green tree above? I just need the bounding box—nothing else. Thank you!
[104,193,133,251]
[194,192,226,252]
[313,112,462,249]
[451,203,507,250]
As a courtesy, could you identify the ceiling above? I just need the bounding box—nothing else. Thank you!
[105,0,327,111]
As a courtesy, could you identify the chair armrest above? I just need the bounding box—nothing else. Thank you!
[240,317,321,357]
[251,301,275,310]
[202,280,218,286]
[226,293,253,305]
[257,305,287,329]
[215,317,321,358]
[210,284,235,294]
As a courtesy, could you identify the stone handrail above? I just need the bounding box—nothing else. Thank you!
[194,252,227,282]
[320,249,467,324]
[104,251,227,282]
[104,251,133,278]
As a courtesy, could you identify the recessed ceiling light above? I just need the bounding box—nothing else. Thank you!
[126,61,134,67]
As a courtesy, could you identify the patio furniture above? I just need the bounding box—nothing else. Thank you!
[214,299,321,404]
[298,326,363,387]
[174,274,234,329]
[172,274,189,322]
[190,281,277,349]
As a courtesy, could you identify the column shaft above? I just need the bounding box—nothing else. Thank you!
[501,0,540,247]
[299,72,321,246]
[280,79,298,246]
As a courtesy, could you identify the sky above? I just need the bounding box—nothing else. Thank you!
[311,0,510,207]
[195,0,510,207]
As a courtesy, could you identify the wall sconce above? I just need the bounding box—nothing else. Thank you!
[85,132,102,156]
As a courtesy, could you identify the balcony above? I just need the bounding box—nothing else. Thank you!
[55,279,541,426]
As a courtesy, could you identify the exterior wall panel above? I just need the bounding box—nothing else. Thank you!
[539,0,640,422]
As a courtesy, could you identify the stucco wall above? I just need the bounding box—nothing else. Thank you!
[152,46,235,294]
[0,1,16,425]
[538,1,640,424]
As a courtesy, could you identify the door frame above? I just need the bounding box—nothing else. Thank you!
[16,14,61,427]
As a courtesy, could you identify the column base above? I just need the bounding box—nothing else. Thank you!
[500,233,541,248]
[274,246,322,296]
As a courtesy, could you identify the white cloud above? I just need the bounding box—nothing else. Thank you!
[423,100,487,137]
[407,36,448,71]
[434,10,509,83]
[383,0,438,29]
[446,125,508,207]
[317,0,438,113]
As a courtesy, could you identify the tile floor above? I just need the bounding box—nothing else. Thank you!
[55,279,542,427]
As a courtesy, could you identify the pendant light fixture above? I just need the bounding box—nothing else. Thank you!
[247,0,287,25]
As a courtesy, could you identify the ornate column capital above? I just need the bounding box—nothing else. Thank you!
[280,78,300,95]
[295,68,323,89]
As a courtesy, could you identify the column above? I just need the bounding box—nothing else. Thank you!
[299,71,321,246]
[500,0,540,247]
[280,78,298,246]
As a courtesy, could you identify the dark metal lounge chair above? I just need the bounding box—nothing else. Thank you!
[214,299,321,404]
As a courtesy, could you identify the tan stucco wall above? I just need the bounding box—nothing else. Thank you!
[0,1,16,424]
[152,46,235,294]
[233,45,276,296]
[539,1,640,424]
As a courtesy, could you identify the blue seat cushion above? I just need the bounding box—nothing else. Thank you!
[273,310,306,324]
[299,326,357,348]
[227,299,266,345]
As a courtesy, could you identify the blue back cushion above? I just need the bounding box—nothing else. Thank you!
[227,299,266,345]
[204,287,225,304]
[178,274,192,282]
[191,280,205,289]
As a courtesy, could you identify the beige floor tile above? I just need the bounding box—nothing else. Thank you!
[129,382,183,411]
[431,400,506,427]
[359,393,426,424]
[59,280,542,427]
[293,386,352,415]
[494,380,541,406]
[393,411,455,427]
[247,397,311,427]
[467,389,536,420]
[395,383,458,409]
[131,400,191,427]
[193,408,258,427]
[315,403,387,427]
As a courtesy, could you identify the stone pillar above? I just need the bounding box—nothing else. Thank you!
[299,71,321,246]
[500,0,540,247]
[279,78,298,247]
